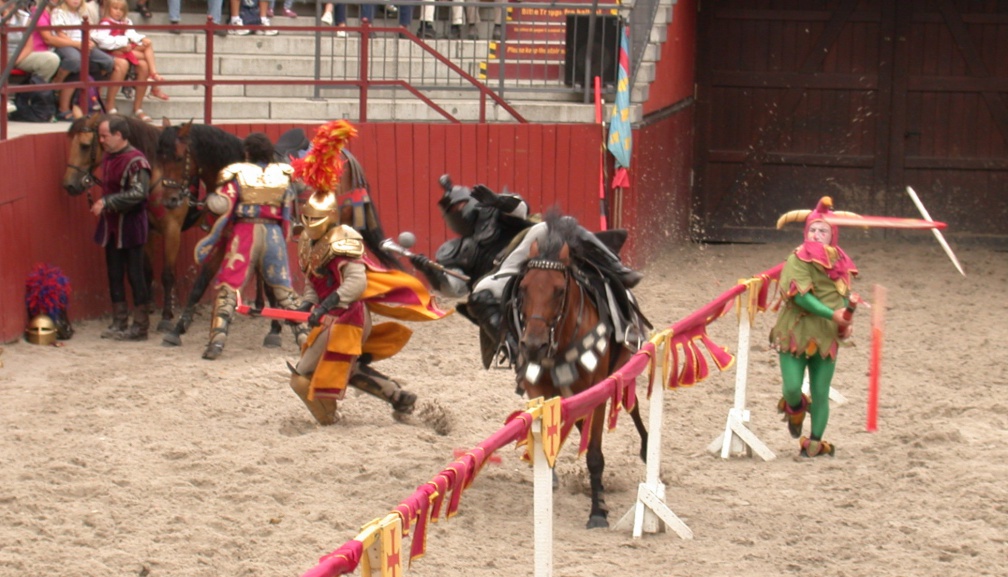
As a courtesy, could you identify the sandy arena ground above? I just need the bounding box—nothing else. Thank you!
[1,239,1005,577]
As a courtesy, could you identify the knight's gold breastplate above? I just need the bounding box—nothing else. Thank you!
[299,224,366,277]
[220,162,293,206]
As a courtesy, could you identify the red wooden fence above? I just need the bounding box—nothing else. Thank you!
[0,122,638,342]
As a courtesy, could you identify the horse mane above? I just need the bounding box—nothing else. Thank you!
[538,208,583,261]
[124,116,162,161]
[157,123,243,169]
[67,114,161,163]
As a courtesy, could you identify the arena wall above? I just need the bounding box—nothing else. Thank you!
[0,121,692,342]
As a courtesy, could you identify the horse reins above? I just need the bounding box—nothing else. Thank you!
[523,258,588,359]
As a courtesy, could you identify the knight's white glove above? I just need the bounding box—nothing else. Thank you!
[206,192,229,215]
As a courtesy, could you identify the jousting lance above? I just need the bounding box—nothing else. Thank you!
[906,186,966,277]
[235,292,310,323]
[382,232,471,283]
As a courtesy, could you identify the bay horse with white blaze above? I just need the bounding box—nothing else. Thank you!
[507,213,649,529]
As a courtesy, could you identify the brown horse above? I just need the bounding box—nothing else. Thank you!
[62,112,199,332]
[509,214,648,529]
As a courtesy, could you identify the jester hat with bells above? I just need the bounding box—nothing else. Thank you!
[777,196,859,288]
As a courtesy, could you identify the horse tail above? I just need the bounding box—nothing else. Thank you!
[341,149,401,270]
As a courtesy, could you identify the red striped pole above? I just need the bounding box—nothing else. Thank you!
[595,75,607,231]
[866,284,886,432]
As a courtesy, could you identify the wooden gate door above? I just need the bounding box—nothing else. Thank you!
[694,0,1008,243]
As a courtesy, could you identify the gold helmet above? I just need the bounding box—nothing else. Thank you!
[25,315,57,346]
[301,190,341,241]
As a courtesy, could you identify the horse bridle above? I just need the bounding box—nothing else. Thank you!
[67,125,190,206]
[521,258,588,359]
[66,125,102,198]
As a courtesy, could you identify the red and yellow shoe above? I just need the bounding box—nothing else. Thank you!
[799,436,835,458]
[777,394,810,439]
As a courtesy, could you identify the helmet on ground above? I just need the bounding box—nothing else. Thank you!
[25,314,57,346]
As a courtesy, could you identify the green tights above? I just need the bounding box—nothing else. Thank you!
[780,352,836,440]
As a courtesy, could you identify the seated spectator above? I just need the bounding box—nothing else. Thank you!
[93,0,168,122]
[3,4,61,82]
[43,0,127,119]
[267,0,299,19]
[321,2,411,37]
[227,0,278,35]
[416,0,501,40]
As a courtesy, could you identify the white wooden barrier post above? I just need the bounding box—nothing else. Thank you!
[614,372,693,539]
[707,284,776,460]
[531,417,553,577]
[802,370,848,404]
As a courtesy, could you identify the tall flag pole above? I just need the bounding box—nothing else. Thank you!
[595,76,607,231]
[607,23,632,228]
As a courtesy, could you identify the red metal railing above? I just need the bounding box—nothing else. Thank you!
[1,15,527,139]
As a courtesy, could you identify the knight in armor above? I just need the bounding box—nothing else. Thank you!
[287,120,449,425]
[195,132,307,360]
[409,175,644,368]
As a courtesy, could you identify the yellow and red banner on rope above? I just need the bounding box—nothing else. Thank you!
[302,262,787,577]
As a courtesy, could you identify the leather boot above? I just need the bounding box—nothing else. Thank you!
[114,307,149,341]
[349,362,416,415]
[101,302,130,339]
[777,394,810,439]
[462,290,508,369]
[576,226,643,288]
[289,373,339,425]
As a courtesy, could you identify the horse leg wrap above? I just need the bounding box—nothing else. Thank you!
[349,364,416,414]
[289,373,339,425]
[778,393,810,439]
[799,436,835,458]
[202,288,236,360]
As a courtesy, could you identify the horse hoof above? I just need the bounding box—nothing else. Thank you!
[156,319,174,333]
[262,334,283,348]
[586,515,609,529]
[161,332,182,347]
[202,343,224,360]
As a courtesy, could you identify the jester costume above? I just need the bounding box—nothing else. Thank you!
[195,133,306,360]
[287,120,449,425]
[770,197,858,457]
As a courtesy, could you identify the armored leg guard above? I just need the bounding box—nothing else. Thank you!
[778,394,811,439]
[202,287,236,360]
[576,226,643,288]
[114,306,149,341]
[799,436,835,458]
[289,372,340,425]
[101,302,130,339]
[271,285,310,348]
[464,290,509,369]
[349,362,417,415]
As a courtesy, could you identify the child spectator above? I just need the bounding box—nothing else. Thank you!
[45,0,127,119]
[93,0,168,122]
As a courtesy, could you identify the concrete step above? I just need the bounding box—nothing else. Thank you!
[113,93,599,123]
[118,4,660,123]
